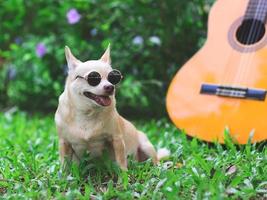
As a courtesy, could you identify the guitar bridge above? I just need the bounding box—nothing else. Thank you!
[200,83,267,101]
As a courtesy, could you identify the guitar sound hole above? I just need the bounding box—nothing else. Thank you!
[236,19,265,45]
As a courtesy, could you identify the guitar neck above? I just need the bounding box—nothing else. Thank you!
[244,0,267,22]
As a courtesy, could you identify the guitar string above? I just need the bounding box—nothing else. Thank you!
[238,0,267,87]
[220,0,260,102]
[220,0,260,97]
[234,0,264,87]
[219,0,256,87]
[235,0,262,85]
[233,0,261,85]
[219,2,250,86]
[230,0,264,122]
[224,0,263,119]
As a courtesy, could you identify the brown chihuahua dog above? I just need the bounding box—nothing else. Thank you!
[55,45,169,170]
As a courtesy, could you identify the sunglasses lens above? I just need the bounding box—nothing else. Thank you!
[87,71,101,86]
[108,70,122,85]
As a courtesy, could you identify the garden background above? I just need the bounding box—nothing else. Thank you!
[0,0,213,117]
[1,0,266,199]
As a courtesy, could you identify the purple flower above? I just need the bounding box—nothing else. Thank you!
[66,9,81,24]
[7,67,17,80]
[132,36,144,45]
[36,43,47,58]
[90,28,98,36]
[14,37,22,45]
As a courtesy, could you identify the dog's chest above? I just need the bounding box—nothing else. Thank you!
[65,117,110,143]
[68,118,112,157]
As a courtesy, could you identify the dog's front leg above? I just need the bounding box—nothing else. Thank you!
[112,136,127,171]
[59,138,79,164]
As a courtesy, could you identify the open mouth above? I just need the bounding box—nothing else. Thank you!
[83,91,111,106]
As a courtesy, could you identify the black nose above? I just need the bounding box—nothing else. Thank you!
[104,85,114,94]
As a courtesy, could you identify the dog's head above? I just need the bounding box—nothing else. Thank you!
[64,45,122,110]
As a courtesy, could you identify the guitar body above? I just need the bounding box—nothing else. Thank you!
[166,0,267,144]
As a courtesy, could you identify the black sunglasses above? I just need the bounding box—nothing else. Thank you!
[76,69,123,86]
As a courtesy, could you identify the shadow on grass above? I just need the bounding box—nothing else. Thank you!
[60,151,157,196]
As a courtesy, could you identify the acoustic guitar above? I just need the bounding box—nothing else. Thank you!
[166,0,267,144]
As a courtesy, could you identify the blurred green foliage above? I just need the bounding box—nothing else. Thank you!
[0,0,214,116]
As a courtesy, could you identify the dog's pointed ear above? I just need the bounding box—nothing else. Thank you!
[65,46,81,71]
[100,44,111,64]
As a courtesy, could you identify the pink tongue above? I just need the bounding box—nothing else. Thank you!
[97,96,111,106]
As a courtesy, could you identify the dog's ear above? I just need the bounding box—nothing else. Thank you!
[65,46,81,71]
[100,44,111,64]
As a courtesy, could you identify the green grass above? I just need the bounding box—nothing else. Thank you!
[0,111,266,200]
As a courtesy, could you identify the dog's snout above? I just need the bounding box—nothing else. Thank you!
[104,85,114,94]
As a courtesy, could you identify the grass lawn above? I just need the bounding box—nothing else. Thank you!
[0,111,266,199]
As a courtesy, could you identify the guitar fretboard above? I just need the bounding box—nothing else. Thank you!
[244,0,267,22]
